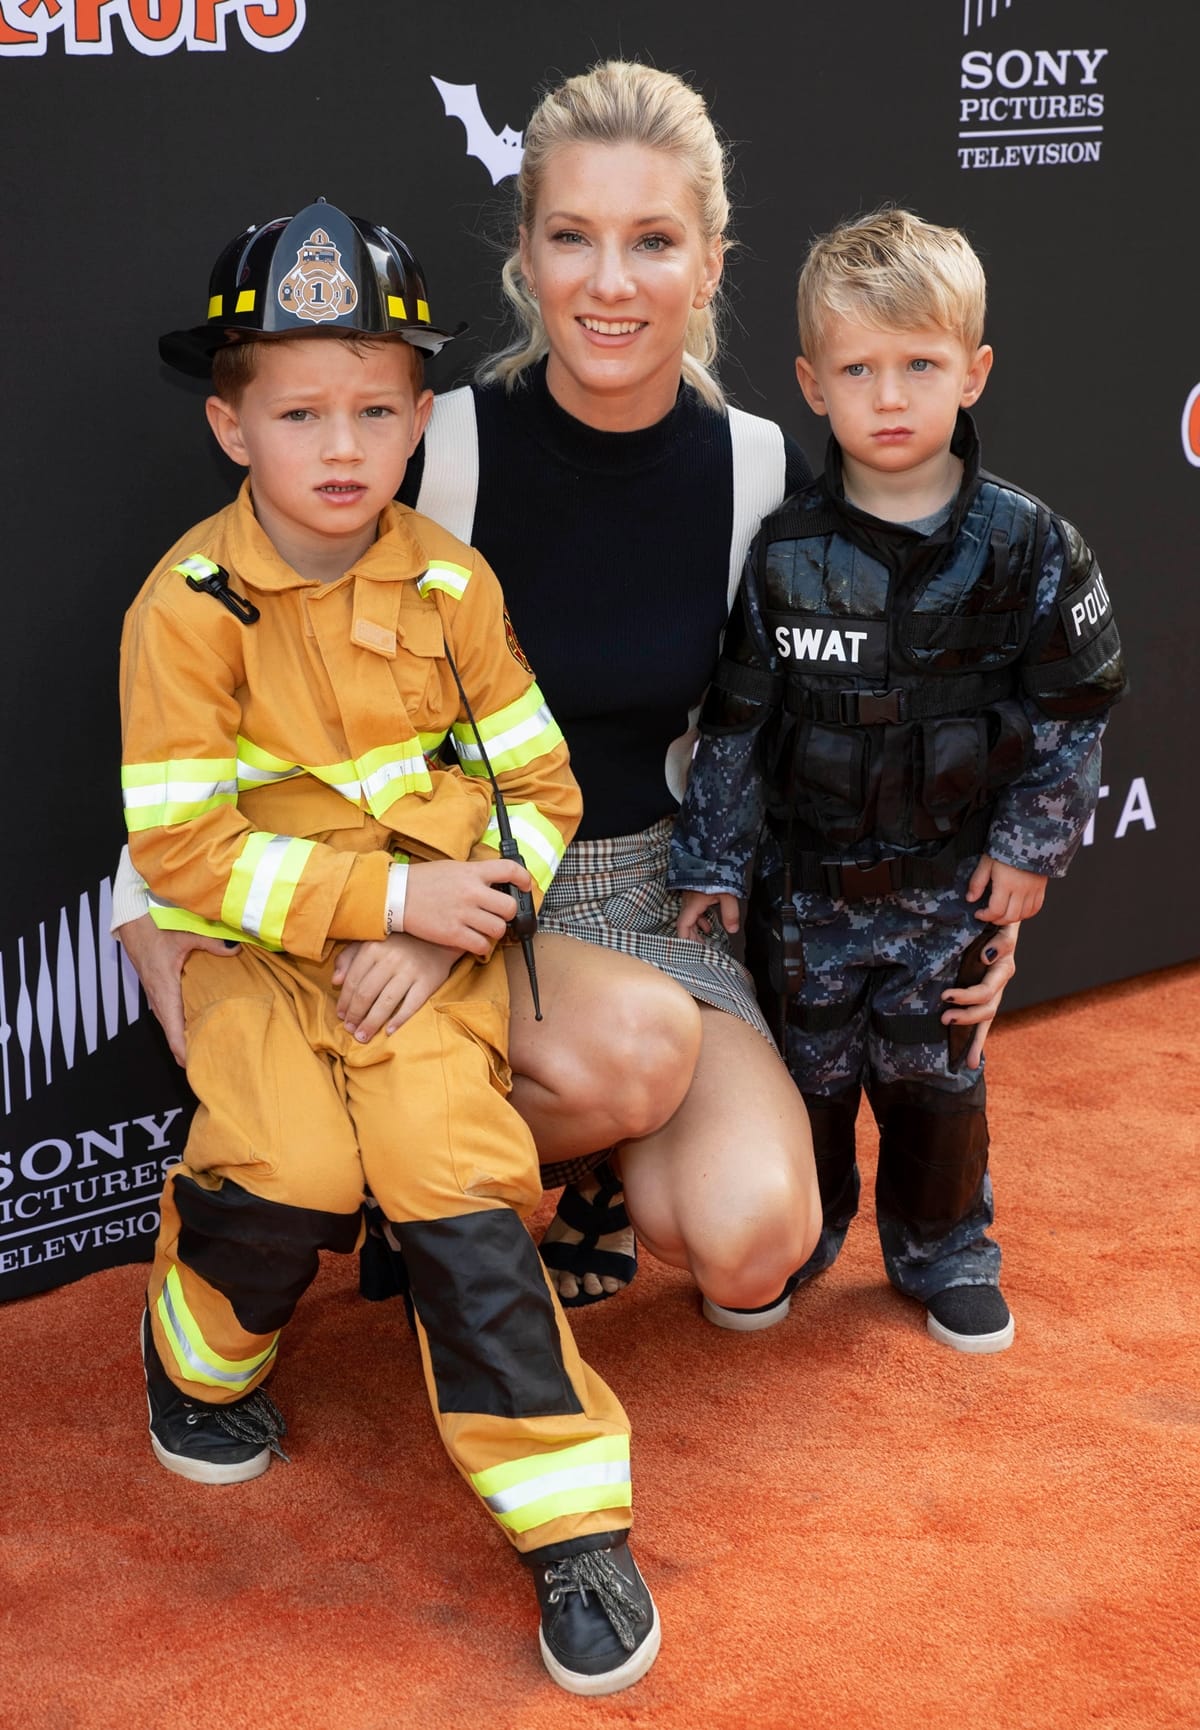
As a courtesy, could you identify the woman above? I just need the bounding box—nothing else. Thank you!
[116,60,1013,1325]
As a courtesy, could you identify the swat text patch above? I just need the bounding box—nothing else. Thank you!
[767,613,888,679]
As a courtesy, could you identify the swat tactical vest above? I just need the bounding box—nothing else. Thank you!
[746,477,1048,857]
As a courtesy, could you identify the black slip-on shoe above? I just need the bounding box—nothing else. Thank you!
[926,1284,1015,1354]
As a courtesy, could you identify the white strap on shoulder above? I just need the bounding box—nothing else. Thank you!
[414,386,480,545]
[726,406,788,613]
[663,408,788,803]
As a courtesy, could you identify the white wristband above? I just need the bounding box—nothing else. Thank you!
[385,861,409,935]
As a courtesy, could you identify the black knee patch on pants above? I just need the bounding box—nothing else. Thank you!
[396,1210,584,1418]
[175,1174,361,1333]
[871,1076,989,1232]
[803,1086,863,1226]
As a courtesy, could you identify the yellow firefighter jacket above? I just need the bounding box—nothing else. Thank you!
[120,483,580,957]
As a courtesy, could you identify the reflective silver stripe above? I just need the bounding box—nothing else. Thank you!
[361,753,427,803]
[480,1459,631,1516]
[123,777,237,808]
[161,1275,255,1388]
[453,704,554,766]
[236,758,303,788]
[241,834,295,938]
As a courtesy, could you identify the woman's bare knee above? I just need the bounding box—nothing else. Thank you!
[507,939,701,1152]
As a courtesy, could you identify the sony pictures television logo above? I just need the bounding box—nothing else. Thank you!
[957,1,1107,171]
[0,0,305,56]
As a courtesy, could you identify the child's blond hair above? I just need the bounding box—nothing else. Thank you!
[796,208,987,358]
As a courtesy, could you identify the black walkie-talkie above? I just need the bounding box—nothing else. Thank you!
[442,646,543,1020]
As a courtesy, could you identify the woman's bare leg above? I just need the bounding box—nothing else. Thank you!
[621,1006,820,1312]
[505,934,702,1158]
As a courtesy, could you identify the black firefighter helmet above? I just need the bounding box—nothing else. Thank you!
[159,197,464,377]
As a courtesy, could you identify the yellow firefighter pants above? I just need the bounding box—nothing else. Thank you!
[147,943,633,1555]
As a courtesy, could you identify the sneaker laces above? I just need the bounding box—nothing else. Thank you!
[544,1550,646,1653]
[213,1387,290,1463]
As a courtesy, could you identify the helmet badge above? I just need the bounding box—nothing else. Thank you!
[277,226,359,325]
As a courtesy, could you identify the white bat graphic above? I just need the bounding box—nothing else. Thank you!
[431,76,524,184]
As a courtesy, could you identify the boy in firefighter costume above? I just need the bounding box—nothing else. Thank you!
[121,201,658,1697]
[670,209,1125,1353]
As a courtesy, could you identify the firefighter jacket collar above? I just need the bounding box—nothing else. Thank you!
[225,479,429,596]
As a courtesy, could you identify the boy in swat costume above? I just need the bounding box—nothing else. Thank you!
[121,201,659,1696]
[670,209,1125,1352]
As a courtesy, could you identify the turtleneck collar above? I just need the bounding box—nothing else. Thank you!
[503,358,705,475]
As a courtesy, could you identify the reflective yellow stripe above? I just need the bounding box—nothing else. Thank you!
[122,758,238,832]
[171,553,220,583]
[351,740,434,816]
[417,298,430,322]
[417,560,471,602]
[207,295,223,319]
[387,294,408,320]
[479,801,566,893]
[234,289,256,313]
[236,735,434,812]
[156,1266,278,1392]
[471,1435,631,1535]
[452,683,563,778]
[220,831,316,947]
[147,894,254,949]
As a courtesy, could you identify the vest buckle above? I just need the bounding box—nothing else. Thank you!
[842,688,904,725]
[829,858,897,901]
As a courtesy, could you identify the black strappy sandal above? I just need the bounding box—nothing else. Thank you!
[539,1159,638,1307]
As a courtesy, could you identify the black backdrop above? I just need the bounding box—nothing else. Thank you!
[3,0,1196,1298]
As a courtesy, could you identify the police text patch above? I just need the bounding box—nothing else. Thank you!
[767,613,888,679]
[1059,567,1112,646]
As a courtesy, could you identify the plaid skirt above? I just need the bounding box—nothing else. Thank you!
[540,815,772,1038]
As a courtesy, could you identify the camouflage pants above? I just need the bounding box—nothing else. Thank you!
[751,852,1002,1302]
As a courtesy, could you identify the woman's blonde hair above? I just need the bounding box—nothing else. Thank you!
[479,60,731,411]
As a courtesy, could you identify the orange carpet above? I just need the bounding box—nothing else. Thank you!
[4,962,1198,1730]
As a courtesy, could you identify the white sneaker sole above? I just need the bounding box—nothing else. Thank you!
[702,1293,791,1333]
[148,1428,272,1484]
[926,1311,1015,1354]
[539,1603,661,1696]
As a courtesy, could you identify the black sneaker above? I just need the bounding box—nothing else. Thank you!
[141,1309,289,1484]
[529,1537,660,1696]
[926,1285,1015,1354]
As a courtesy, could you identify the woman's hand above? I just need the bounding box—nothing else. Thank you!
[116,913,237,1066]
[940,922,1019,1069]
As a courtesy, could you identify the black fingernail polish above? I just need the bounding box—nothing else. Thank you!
[984,947,997,961]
